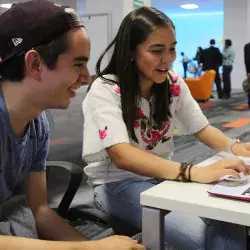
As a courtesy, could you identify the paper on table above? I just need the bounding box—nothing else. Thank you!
[209,179,250,201]
[206,152,250,200]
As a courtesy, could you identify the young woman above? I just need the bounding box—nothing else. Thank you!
[194,46,203,76]
[82,7,250,249]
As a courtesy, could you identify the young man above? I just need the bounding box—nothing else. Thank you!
[200,39,223,99]
[0,1,144,250]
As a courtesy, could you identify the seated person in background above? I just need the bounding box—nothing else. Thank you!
[0,1,144,250]
[82,7,250,250]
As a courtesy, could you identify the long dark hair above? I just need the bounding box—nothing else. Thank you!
[96,7,175,142]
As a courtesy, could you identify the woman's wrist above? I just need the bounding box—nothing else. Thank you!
[175,162,195,182]
[189,166,200,182]
[228,138,241,155]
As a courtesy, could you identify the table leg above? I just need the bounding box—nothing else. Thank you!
[142,206,169,250]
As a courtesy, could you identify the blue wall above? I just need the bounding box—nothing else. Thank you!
[165,12,224,77]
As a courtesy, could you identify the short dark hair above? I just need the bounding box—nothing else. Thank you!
[210,39,215,45]
[96,7,175,142]
[225,39,232,47]
[0,32,69,82]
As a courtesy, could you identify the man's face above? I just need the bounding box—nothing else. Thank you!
[41,27,91,109]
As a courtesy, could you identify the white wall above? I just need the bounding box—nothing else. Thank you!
[78,0,151,38]
[78,0,124,39]
[56,0,77,9]
[247,0,250,42]
[123,0,133,16]
[224,0,250,89]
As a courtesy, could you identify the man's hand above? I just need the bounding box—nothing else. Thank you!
[89,236,145,250]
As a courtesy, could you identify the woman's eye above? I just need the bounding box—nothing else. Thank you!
[169,47,176,52]
[151,50,163,54]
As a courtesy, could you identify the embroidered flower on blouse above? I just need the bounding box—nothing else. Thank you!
[114,86,120,94]
[169,74,181,103]
[171,75,179,83]
[137,108,147,119]
[134,120,140,129]
[113,84,120,95]
[99,126,108,140]
[134,108,171,150]
[170,84,181,97]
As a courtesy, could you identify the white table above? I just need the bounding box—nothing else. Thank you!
[140,153,250,250]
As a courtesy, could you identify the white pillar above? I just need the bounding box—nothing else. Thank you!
[143,0,151,7]
[224,0,250,89]
[247,0,250,42]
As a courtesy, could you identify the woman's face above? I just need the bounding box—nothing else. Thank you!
[135,25,177,85]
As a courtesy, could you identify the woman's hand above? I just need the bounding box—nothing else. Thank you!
[232,142,250,157]
[191,158,250,184]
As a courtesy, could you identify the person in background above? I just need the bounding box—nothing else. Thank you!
[193,46,203,76]
[222,39,235,99]
[82,7,250,250]
[244,42,250,107]
[0,1,144,250]
[180,52,189,78]
[200,39,223,98]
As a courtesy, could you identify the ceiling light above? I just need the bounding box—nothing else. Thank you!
[0,4,12,9]
[180,4,199,10]
[169,11,223,18]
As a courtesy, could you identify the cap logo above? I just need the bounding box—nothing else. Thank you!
[12,38,23,47]
[65,8,84,27]
[54,3,61,7]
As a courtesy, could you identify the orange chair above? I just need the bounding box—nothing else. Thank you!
[184,70,216,101]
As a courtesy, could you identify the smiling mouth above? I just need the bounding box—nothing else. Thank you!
[156,68,169,73]
[68,87,79,97]
[70,88,77,94]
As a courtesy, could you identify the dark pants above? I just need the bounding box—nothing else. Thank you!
[214,69,223,98]
[223,65,233,98]
[248,94,250,108]
[183,63,188,78]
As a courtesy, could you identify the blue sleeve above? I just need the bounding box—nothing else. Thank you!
[29,113,50,172]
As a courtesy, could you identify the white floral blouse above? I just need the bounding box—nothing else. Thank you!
[82,72,209,185]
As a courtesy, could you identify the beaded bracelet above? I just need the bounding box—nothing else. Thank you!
[176,162,194,182]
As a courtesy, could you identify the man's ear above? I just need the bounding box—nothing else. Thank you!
[25,50,43,81]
